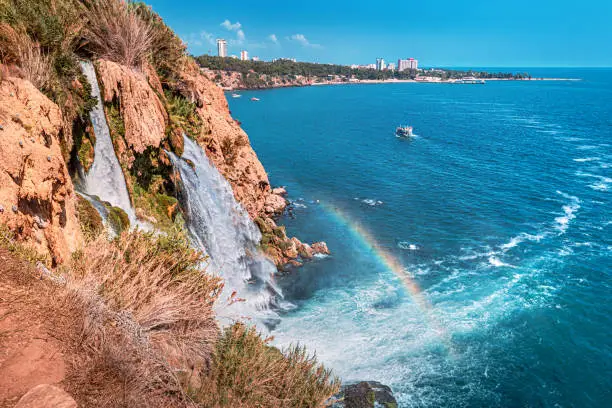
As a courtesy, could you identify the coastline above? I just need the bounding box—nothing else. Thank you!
[220,76,582,91]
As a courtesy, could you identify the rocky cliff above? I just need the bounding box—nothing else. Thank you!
[0,77,83,265]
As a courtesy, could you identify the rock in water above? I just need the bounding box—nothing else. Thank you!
[15,384,77,408]
[333,381,397,408]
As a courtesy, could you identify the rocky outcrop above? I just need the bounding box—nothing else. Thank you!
[256,216,329,267]
[15,385,77,408]
[0,77,83,265]
[96,59,167,153]
[333,381,397,408]
[202,69,314,91]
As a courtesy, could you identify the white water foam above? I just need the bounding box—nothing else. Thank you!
[398,241,418,250]
[355,197,384,206]
[168,135,281,325]
[573,157,600,162]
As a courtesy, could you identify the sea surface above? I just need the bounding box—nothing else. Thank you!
[228,68,612,407]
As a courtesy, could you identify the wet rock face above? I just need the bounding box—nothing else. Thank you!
[0,77,83,264]
[334,381,398,408]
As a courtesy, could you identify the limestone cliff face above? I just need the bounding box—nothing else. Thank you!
[97,59,167,154]
[178,60,286,218]
[0,77,83,264]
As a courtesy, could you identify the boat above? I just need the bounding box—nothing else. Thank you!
[250,97,260,101]
[396,125,414,138]
[453,76,485,84]
[231,93,241,98]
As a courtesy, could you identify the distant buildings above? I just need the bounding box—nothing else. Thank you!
[376,58,386,71]
[216,39,227,57]
[387,62,396,71]
[398,58,418,72]
[240,50,248,61]
[252,56,260,61]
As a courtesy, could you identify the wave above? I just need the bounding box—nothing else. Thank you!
[573,157,600,162]
[488,256,515,268]
[355,197,384,206]
[398,241,418,250]
[500,233,545,251]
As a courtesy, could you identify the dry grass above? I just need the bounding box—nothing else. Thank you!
[196,323,340,408]
[0,22,53,89]
[83,0,153,68]
[62,230,223,406]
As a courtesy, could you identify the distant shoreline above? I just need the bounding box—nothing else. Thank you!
[311,77,581,86]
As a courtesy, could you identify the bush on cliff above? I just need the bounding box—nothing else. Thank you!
[195,322,340,407]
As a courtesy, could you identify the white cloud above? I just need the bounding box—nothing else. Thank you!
[200,31,216,46]
[269,34,278,44]
[221,19,242,31]
[236,29,245,42]
[288,33,321,48]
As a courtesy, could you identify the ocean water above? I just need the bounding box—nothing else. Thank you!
[228,69,612,407]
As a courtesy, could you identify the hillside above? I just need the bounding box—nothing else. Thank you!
[0,0,338,406]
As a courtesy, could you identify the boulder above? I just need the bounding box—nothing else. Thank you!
[272,187,287,196]
[15,384,77,408]
[264,194,287,214]
[311,241,330,255]
[334,381,397,408]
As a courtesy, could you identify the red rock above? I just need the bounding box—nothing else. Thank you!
[0,77,83,264]
[15,384,77,408]
[311,242,330,255]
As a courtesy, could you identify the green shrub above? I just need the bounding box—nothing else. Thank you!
[76,196,104,240]
[195,322,339,407]
[0,223,48,265]
[107,205,130,234]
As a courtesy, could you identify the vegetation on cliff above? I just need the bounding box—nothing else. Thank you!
[0,0,339,406]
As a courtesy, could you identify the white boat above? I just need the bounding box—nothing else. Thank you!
[453,77,485,84]
[396,125,414,138]
[251,97,260,101]
[231,93,241,98]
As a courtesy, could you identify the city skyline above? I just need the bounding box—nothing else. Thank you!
[145,0,612,67]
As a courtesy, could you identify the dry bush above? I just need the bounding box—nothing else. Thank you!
[196,323,340,408]
[83,0,153,68]
[62,230,224,406]
[0,22,53,89]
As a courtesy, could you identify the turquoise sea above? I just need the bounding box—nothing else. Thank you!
[229,69,612,407]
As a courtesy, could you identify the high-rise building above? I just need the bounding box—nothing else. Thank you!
[216,39,227,57]
[387,62,396,71]
[376,58,385,71]
[398,58,418,72]
[240,50,248,61]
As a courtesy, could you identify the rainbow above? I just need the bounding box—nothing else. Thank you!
[321,202,451,344]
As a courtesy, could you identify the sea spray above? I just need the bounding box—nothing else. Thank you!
[168,135,282,325]
[79,61,136,222]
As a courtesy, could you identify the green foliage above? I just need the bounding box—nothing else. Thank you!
[164,89,202,139]
[196,322,340,407]
[196,55,528,83]
[76,196,104,240]
[107,205,130,234]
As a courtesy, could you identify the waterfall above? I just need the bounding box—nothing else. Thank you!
[168,135,282,325]
[79,61,135,222]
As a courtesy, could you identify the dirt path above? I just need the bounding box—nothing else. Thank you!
[0,249,66,407]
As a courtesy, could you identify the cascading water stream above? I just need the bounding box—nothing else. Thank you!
[79,60,136,222]
[168,135,283,325]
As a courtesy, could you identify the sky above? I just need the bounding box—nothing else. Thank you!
[146,0,612,67]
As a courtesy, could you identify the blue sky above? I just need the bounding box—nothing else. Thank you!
[146,0,612,67]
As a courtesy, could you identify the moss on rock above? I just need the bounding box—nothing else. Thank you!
[107,206,130,234]
[76,196,104,240]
